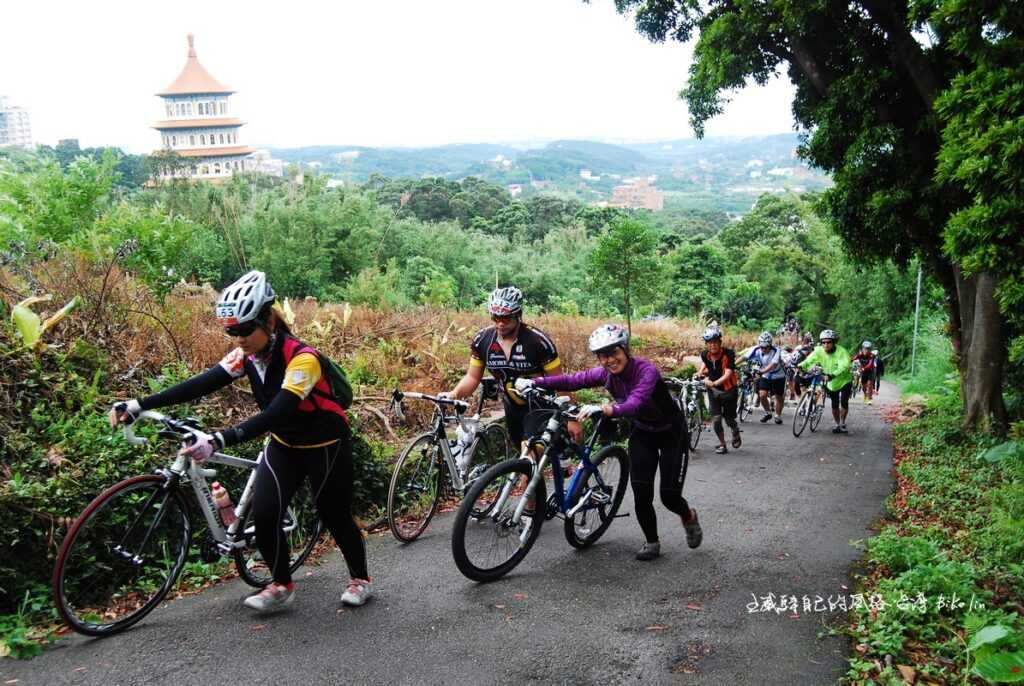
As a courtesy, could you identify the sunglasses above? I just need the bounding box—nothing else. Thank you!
[225,321,260,337]
[491,314,517,323]
[595,347,621,359]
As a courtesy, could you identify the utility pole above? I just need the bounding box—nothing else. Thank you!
[911,265,923,377]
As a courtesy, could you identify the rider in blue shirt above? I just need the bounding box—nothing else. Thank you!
[748,332,787,424]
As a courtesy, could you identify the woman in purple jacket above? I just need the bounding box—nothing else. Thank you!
[515,324,702,561]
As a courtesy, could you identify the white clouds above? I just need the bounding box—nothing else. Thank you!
[2,0,797,151]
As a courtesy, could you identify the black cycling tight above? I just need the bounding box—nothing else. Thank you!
[826,382,852,410]
[628,425,691,544]
[252,435,368,585]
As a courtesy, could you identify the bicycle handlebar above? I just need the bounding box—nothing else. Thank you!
[122,410,206,446]
[391,389,469,412]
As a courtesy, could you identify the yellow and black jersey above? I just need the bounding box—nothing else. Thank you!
[470,324,560,405]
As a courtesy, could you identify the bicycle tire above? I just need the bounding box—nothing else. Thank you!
[467,423,513,518]
[564,445,629,549]
[809,392,825,432]
[688,403,703,451]
[451,458,544,582]
[386,433,445,543]
[738,386,750,422]
[233,477,323,587]
[792,392,812,437]
[53,475,191,637]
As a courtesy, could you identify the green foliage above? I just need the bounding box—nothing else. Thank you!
[590,218,664,331]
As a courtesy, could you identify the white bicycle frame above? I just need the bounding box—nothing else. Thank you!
[124,410,299,555]
[397,392,491,492]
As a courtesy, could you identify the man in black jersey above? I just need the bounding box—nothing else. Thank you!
[444,286,563,448]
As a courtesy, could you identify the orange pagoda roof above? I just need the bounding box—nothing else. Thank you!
[173,146,256,158]
[157,35,234,97]
[152,118,245,130]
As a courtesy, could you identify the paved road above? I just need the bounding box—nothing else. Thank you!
[4,384,896,686]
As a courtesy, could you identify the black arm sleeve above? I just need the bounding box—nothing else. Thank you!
[219,389,302,447]
[139,366,235,411]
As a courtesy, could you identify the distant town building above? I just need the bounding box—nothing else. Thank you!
[0,96,32,148]
[251,149,284,177]
[609,177,664,211]
[152,35,255,181]
[507,184,523,198]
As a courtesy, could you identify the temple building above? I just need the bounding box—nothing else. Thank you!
[152,35,255,180]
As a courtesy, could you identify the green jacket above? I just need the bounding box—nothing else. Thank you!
[799,345,853,392]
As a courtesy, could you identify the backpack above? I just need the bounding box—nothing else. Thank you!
[282,337,354,410]
[317,355,354,409]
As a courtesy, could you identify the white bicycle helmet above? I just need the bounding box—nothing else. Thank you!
[215,270,276,326]
[702,326,722,341]
[488,286,523,316]
[588,324,629,353]
[861,340,873,349]
[758,331,773,346]
[819,329,838,342]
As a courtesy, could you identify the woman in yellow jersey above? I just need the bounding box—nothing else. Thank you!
[109,271,371,612]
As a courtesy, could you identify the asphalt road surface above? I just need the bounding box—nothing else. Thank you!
[4,384,896,686]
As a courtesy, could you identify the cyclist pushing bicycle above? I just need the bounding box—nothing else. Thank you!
[109,270,372,612]
[798,329,853,434]
[515,324,702,562]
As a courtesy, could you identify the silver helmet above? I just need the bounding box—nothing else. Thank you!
[215,270,275,326]
[588,324,629,353]
[702,326,722,342]
[819,329,838,342]
[758,331,773,346]
[488,286,523,316]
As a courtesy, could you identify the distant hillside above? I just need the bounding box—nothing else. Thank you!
[265,133,830,213]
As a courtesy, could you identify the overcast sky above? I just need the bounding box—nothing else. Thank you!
[2,0,798,153]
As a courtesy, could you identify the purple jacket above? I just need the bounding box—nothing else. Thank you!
[535,356,678,432]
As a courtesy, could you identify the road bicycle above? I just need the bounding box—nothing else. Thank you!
[386,378,512,543]
[451,388,629,582]
[737,363,760,422]
[52,411,320,637]
[792,367,827,437]
[850,360,862,400]
[665,376,706,450]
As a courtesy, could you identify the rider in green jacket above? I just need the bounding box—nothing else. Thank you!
[798,329,853,433]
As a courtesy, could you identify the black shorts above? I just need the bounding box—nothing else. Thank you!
[756,377,786,396]
[825,382,853,410]
[707,386,738,421]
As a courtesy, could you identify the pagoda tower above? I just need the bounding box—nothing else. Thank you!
[153,35,255,180]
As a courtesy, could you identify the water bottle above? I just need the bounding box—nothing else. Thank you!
[211,481,237,526]
[451,441,470,471]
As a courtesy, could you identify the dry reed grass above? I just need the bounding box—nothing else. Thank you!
[2,258,758,446]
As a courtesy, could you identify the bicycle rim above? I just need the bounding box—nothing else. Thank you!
[792,393,811,437]
[387,434,444,543]
[739,389,749,422]
[468,424,513,517]
[53,475,191,637]
[564,445,629,549]
[688,406,702,450]
[233,478,324,587]
[809,396,824,432]
[452,459,544,582]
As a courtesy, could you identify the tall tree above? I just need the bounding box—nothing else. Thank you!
[591,218,663,333]
[609,0,1021,429]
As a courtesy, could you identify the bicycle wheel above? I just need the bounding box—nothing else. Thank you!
[809,393,825,432]
[564,445,629,548]
[386,433,444,543]
[688,403,703,451]
[738,386,750,422]
[233,478,323,587]
[792,392,812,437]
[452,458,544,582]
[53,475,191,637]
[466,423,513,517]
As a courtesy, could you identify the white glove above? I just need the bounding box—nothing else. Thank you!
[514,378,536,394]
[109,399,142,428]
[577,404,604,419]
[180,429,220,464]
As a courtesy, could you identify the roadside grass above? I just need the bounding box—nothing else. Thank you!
[841,388,1024,684]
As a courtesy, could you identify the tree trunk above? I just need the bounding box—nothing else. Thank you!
[953,267,1008,431]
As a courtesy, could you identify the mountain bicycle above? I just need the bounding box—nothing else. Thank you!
[665,376,705,450]
[792,367,827,437]
[737,363,760,422]
[451,388,629,582]
[386,378,512,543]
[52,411,320,637]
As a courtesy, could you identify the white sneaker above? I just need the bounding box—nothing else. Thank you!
[243,583,294,612]
[341,578,373,606]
